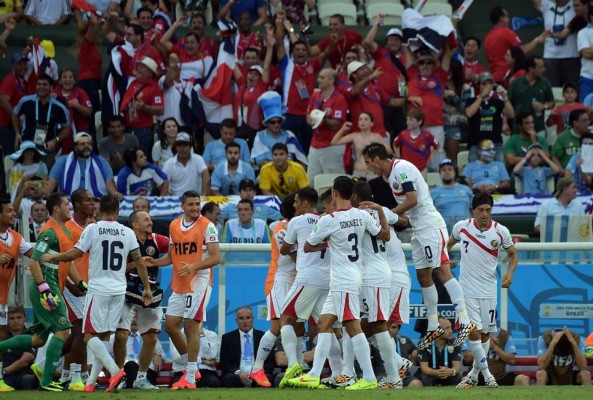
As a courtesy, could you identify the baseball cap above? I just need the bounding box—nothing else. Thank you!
[478,71,494,84]
[347,61,366,78]
[139,57,159,75]
[11,53,29,64]
[439,158,454,170]
[74,132,92,143]
[175,132,192,143]
[386,28,403,38]
[239,178,256,191]
[249,65,264,76]
[555,177,574,196]
[40,40,55,58]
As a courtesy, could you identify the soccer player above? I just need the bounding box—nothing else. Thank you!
[249,195,296,387]
[0,193,85,392]
[113,210,169,389]
[41,194,153,393]
[0,196,34,392]
[276,187,334,388]
[448,192,517,388]
[290,176,391,390]
[145,190,221,389]
[361,143,475,349]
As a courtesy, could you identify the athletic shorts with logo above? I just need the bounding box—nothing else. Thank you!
[83,293,125,334]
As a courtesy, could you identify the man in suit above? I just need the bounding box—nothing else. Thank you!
[220,306,276,387]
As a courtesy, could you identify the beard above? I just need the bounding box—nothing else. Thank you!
[441,177,454,184]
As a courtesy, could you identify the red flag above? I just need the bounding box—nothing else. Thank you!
[71,0,97,13]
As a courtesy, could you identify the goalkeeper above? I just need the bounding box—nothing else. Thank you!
[0,194,87,392]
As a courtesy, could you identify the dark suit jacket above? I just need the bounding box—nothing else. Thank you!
[219,329,275,375]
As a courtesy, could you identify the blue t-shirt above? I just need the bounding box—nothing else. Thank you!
[50,156,113,192]
[430,184,473,232]
[219,0,265,24]
[211,161,256,195]
[221,202,281,222]
[517,165,553,195]
[203,138,250,168]
[463,161,510,188]
[566,152,593,194]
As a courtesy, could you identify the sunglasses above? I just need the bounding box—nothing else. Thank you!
[268,119,282,125]
[278,173,288,195]
[418,60,435,66]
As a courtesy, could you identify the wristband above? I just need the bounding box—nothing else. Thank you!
[37,282,50,293]
[451,368,457,376]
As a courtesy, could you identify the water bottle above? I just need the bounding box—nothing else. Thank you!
[398,76,407,98]
[532,98,542,117]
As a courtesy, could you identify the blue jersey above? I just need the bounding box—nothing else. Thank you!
[463,161,509,188]
[517,165,553,195]
[430,184,473,232]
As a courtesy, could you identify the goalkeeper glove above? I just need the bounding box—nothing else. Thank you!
[77,280,88,295]
[37,282,60,312]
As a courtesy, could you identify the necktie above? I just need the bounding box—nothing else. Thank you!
[132,333,141,355]
[244,333,252,358]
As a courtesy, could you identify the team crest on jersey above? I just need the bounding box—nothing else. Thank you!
[399,172,407,180]
[420,145,426,151]
[491,239,498,248]
[59,317,67,324]
[392,181,400,191]
[447,345,454,354]
[146,246,156,256]
[306,65,313,74]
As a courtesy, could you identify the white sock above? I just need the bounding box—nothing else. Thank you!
[186,361,197,384]
[137,371,147,381]
[338,337,344,352]
[351,333,376,382]
[87,358,103,385]
[87,337,119,376]
[0,362,3,379]
[296,336,305,365]
[482,339,491,355]
[280,325,298,367]
[390,339,404,368]
[375,332,401,383]
[422,285,439,331]
[253,330,276,371]
[60,369,71,383]
[308,332,331,378]
[443,279,469,325]
[327,334,343,377]
[341,331,355,376]
[470,339,493,379]
[70,363,82,383]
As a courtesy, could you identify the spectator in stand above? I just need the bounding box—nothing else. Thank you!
[12,175,45,219]
[72,0,119,23]
[117,147,169,196]
[170,13,219,59]
[120,57,164,158]
[220,178,282,222]
[465,72,515,162]
[0,1,23,21]
[306,68,348,182]
[203,119,250,172]
[157,53,188,127]
[577,7,593,102]
[259,143,309,197]
[417,318,462,387]
[533,0,581,87]
[443,59,471,161]
[7,141,48,198]
[463,139,511,194]
[131,6,158,44]
[501,46,527,89]
[152,117,180,168]
[505,112,552,168]
[309,13,362,69]
[389,323,423,388]
[222,200,271,244]
[365,16,408,140]
[47,132,122,198]
[0,52,30,158]
[547,83,587,135]
[251,91,307,167]
[0,305,38,390]
[461,36,488,89]
[218,0,267,26]
[24,0,70,25]
[271,0,313,25]
[534,177,584,233]
[508,55,555,136]
[393,109,437,175]
[99,115,140,174]
[552,0,590,41]
[27,201,48,242]
[553,108,590,168]
[513,143,561,194]
[335,48,360,94]
[201,202,223,235]
[0,17,16,57]
[211,142,256,196]
[484,6,546,83]
[162,132,209,196]
[430,159,473,233]
[138,0,172,40]
[565,132,593,193]
[235,17,262,65]
[536,326,591,386]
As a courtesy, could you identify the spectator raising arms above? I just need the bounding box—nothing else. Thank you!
[513,144,561,195]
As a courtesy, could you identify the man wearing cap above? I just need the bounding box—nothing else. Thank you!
[24,0,70,25]
[46,132,122,199]
[465,72,515,162]
[0,53,31,157]
[553,109,590,168]
[220,179,282,223]
[463,139,511,194]
[306,68,347,182]
[364,15,408,137]
[430,159,473,233]
[162,132,210,196]
[211,141,256,196]
[534,177,584,233]
[99,115,140,175]
[309,13,362,69]
[504,111,551,168]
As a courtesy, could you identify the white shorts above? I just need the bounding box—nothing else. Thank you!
[63,287,85,323]
[117,302,163,334]
[465,297,497,334]
[388,286,410,324]
[281,285,329,322]
[0,303,7,325]
[166,283,212,321]
[83,293,125,334]
[411,227,450,270]
[360,286,390,323]
[266,281,292,321]
[321,291,360,323]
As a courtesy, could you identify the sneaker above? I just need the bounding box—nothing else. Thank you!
[134,377,159,389]
[417,327,446,350]
[249,369,271,388]
[68,379,85,392]
[453,322,477,347]
[320,376,338,388]
[40,381,63,392]
[84,384,96,392]
[105,369,126,393]
[279,363,303,388]
[334,374,356,388]
[399,358,413,378]
[456,375,478,389]
[344,378,377,390]
[171,373,196,390]
[0,379,15,392]
[378,377,403,389]
[195,370,201,381]
[287,373,320,389]
[484,375,499,388]
[31,363,43,382]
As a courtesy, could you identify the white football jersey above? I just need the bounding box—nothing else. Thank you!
[451,218,514,298]
[361,209,391,288]
[75,220,140,295]
[383,208,411,289]
[388,158,446,232]
[284,213,329,289]
[307,207,381,293]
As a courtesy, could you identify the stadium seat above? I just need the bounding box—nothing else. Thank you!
[426,172,441,188]
[95,111,103,143]
[4,155,14,192]
[318,3,357,25]
[314,173,345,193]
[457,150,469,171]
[367,3,404,26]
[552,86,564,105]
[421,3,453,17]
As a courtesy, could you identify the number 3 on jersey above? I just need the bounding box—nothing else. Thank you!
[347,233,359,262]
[101,240,124,271]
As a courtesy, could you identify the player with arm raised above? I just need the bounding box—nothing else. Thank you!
[448,192,518,389]
[361,143,475,350]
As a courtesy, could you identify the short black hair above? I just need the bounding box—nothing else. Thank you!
[201,202,220,216]
[244,47,260,58]
[71,189,90,212]
[272,143,288,154]
[471,191,494,210]
[238,198,254,210]
[353,181,373,202]
[465,36,481,48]
[580,131,593,145]
[37,74,53,85]
[290,39,308,55]
[133,197,150,211]
[515,111,535,125]
[220,118,237,130]
[280,194,296,220]
[136,6,153,18]
[333,176,354,200]
[296,187,318,206]
[0,195,12,213]
[361,142,390,160]
[124,146,142,168]
[569,109,588,126]
[100,194,120,214]
[181,190,201,204]
[489,6,506,25]
[225,141,241,152]
[330,14,345,24]
[46,193,66,216]
[320,188,332,204]
[524,55,543,71]
[108,115,126,126]
[128,210,146,226]
[127,23,144,37]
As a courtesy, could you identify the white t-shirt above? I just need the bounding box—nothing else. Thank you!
[284,213,330,289]
[388,158,447,232]
[577,25,593,79]
[383,207,411,289]
[360,209,391,288]
[158,76,190,124]
[162,154,208,196]
[75,220,139,296]
[451,218,514,299]
[25,0,70,25]
[307,207,381,293]
[152,141,175,167]
[537,0,578,59]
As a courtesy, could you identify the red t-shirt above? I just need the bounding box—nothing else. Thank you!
[407,65,447,127]
[53,87,92,153]
[335,70,351,94]
[393,128,438,171]
[78,38,102,81]
[307,89,348,148]
[116,39,165,77]
[462,59,488,90]
[121,80,163,129]
[281,56,322,116]
[317,30,363,68]
[550,103,587,135]
[236,32,261,61]
[234,78,268,130]
[173,36,219,59]
[0,73,30,126]
[484,26,522,83]
[345,82,391,137]
[372,47,406,98]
